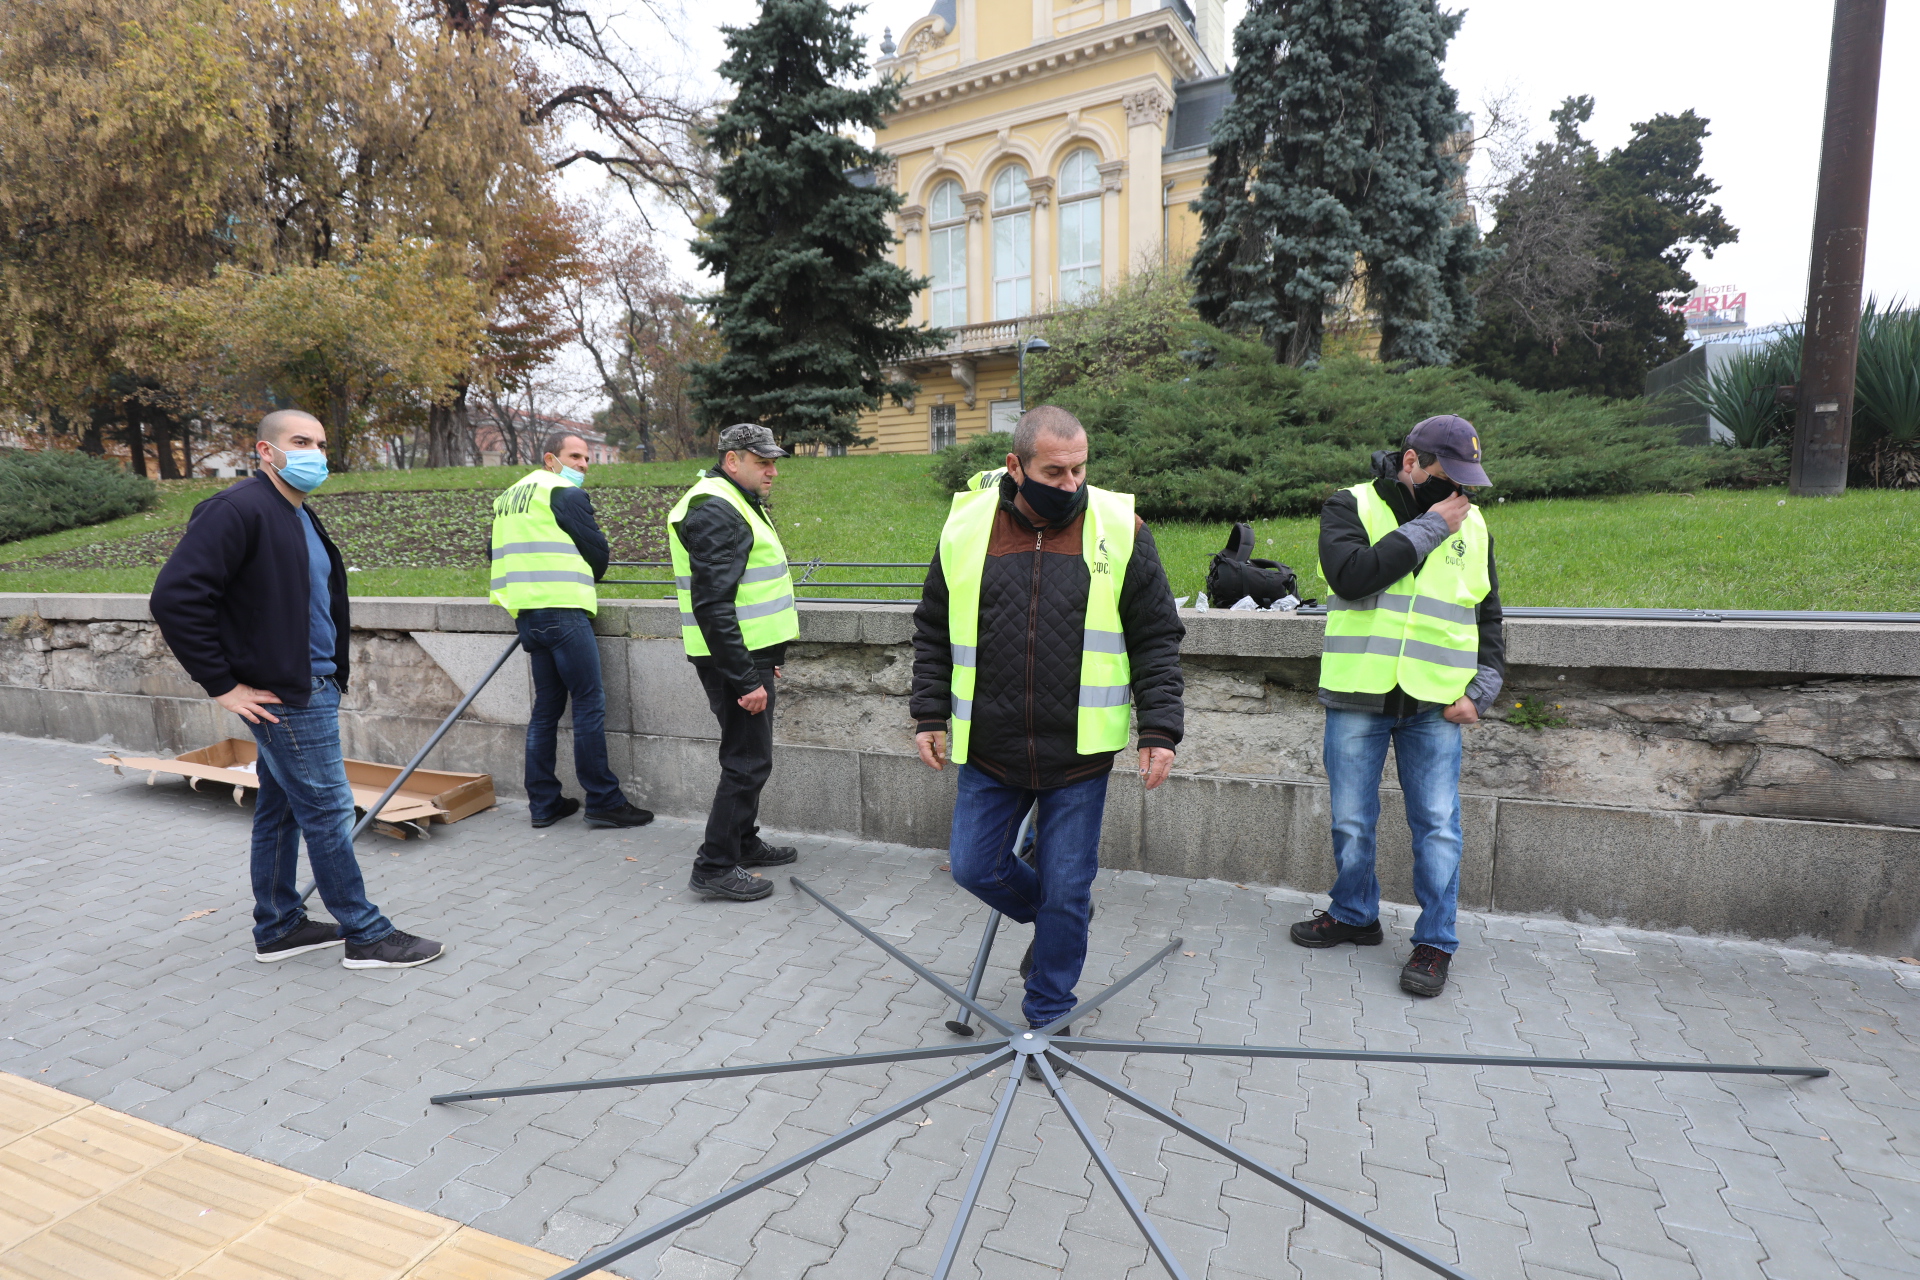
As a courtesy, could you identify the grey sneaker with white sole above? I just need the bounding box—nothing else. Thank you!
[343,929,445,969]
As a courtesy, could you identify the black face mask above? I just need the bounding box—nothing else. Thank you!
[1017,474,1087,526]
[1411,474,1458,511]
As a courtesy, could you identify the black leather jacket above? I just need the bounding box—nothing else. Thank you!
[677,468,787,696]
[910,479,1185,790]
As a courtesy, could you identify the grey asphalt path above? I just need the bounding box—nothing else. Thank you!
[1,732,1916,1280]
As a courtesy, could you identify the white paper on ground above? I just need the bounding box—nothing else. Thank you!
[1230,595,1259,610]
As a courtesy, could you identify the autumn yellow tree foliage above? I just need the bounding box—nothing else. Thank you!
[0,0,552,464]
[122,239,486,469]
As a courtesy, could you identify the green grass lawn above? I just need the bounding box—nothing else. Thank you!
[1,455,1914,611]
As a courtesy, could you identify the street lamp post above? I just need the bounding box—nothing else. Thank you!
[1017,336,1051,411]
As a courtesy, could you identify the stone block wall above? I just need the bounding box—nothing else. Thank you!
[3,594,1917,952]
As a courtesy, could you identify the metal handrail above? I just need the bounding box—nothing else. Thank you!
[600,559,929,598]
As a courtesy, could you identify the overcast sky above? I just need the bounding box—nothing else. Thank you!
[614,0,1916,329]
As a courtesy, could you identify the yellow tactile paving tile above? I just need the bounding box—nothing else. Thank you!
[0,1144,308,1279]
[0,1074,616,1280]
[0,1076,87,1146]
[0,1108,195,1250]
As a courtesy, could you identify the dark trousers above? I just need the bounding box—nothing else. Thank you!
[694,664,774,875]
[517,607,628,821]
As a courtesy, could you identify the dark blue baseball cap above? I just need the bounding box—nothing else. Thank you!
[1405,415,1489,488]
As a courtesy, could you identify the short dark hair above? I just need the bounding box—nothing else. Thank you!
[1414,449,1437,468]
[543,430,585,460]
[258,409,321,445]
[1011,406,1084,466]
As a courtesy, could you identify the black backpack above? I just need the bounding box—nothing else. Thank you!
[1205,523,1300,608]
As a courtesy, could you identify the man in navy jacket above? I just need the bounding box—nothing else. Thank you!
[150,410,443,969]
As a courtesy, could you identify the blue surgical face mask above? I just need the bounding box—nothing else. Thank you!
[271,445,329,493]
[560,465,585,487]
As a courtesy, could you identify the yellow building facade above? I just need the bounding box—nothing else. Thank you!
[851,0,1231,454]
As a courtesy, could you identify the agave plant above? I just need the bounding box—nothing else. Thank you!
[1855,297,1920,444]
[1682,337,1798,448]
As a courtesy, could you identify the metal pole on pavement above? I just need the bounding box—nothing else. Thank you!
[1791,0,1886,496]
[298,633,521,907]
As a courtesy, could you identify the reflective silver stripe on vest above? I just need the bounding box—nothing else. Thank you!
[1082,628,1128,654]
[491,541,581,560]
[734,594,796,621]
[490,570,595,588]
[1411,595,1479,625]
[675,575,692,589]
[951,643,977,667]
[952,696,972,717]
[1328,592,1413,612]
[740,561,791,584]
[1402,639,1478,669]
[1078,684,1132,708]
[680,611,697,627]
[1322,634,1406,658]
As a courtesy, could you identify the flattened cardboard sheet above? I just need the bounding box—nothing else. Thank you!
[97,739,494,829]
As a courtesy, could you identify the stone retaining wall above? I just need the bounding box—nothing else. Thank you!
[3,593,1917,953]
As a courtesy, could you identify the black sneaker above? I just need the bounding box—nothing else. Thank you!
[342,930,445,969]
[255,917,342,963]
[1400,945,1452,997]
[1025,1028,1072,1081]
[739,837,797,868]
[1289,910,1384,949]
[1018,940,1034,980]
[532,798,580,829]
[585,802,654,829]
[690,867,774,901]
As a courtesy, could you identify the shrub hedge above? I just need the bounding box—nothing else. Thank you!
[934,325,1781,520]
[0,449,159,543]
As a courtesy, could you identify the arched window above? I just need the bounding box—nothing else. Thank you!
[1057,148,1103,304]
[927,180,967,328]
[991,164,1032,320]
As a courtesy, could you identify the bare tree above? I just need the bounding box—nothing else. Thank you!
[1468,93,1610,353]
[419,0,714,217]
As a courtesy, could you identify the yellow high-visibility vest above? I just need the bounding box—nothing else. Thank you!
[939,485,1136,762]
[1319,482,1489,704]
[489,468,596,617]
[666,475,800,657]
[966,467,1008,492]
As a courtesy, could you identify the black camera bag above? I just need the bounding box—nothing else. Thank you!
[1205,523,1299,608]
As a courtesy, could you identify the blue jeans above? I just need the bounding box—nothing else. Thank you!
[517,608,627,820]
[247,677,392,948]
[948,764,1109,1028]
[1324,708,1463,953]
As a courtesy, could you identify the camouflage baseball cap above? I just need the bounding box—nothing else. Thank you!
[717,423,789,458]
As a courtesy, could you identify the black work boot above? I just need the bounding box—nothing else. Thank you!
[1025,1028,1072,1081]
[585,802,654,829]
[738,836,798,868]
[690,866,774,901]
[1399,945,1453,997]
[1290,910,1384,949]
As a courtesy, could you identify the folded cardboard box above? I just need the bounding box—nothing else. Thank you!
[99,738,494,836]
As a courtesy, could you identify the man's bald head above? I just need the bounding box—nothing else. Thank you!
[258,410,322,446]
[1011,406,1084,467]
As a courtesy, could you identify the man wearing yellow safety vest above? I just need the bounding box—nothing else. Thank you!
[1291,415,1506,998]
[912,407,1185,1069]
[490,430,654,832]
[666,424,803,901]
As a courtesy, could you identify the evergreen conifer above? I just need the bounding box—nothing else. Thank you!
[1190,0,1486,368]
[1463,97,1737,399]
[689,0,940,450]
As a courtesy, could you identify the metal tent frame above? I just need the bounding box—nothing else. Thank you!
[432,877,1826,1280]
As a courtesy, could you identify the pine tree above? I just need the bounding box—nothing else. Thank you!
[1462,98,1737,399]
[1189,0,1487,368]
[688,0,940,450]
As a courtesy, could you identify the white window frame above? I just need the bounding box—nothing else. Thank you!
[928,180,967,328]
[1056,149,1103,305]
[991,165,1032,321]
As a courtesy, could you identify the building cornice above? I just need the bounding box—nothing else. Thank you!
[882,10,1204,119]
[879,71,1181,169]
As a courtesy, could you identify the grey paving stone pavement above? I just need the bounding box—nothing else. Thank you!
[2,732,1917,1279]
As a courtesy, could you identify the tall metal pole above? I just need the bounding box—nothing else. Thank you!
[1790,0,1886,496]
